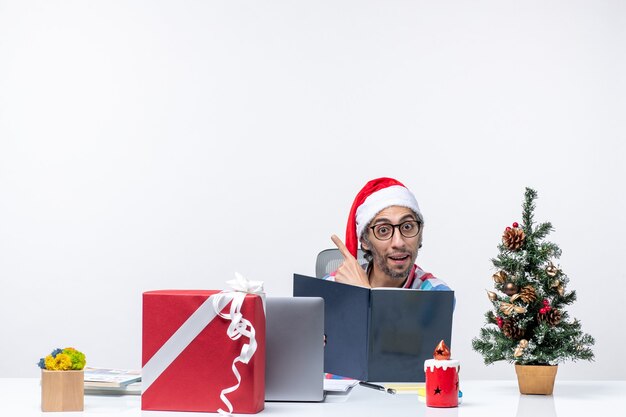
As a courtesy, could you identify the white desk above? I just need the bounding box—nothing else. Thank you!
[1,379,624,416]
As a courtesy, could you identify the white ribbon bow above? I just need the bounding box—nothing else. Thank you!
[213,273,265,415]
[226,272,265,294]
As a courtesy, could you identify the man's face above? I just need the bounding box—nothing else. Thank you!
[361,206,421,281]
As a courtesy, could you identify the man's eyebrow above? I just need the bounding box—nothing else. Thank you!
[372,214,418,224]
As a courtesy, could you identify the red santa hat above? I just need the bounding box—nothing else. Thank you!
[345,177,422,257]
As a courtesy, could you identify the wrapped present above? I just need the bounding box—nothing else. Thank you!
[142,274,265,414]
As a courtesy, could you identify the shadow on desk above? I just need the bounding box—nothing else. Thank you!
[516,395,555,417]
[552,381,624,399]
[424,406,459,417]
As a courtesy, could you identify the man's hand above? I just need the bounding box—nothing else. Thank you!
[331,234,370,288]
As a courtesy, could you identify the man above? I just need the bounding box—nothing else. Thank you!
[327,177,451,290]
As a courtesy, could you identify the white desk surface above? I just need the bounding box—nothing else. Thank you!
[1,379,624,417]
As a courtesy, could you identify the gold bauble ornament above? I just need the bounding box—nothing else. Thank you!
[503,282,519,296]
[486,290,498,301]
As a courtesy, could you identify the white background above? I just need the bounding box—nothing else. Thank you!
[1,1,624,380]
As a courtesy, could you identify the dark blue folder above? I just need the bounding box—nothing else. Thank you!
[293,273,454,382]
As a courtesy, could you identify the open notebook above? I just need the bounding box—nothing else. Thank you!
[293,273,454,382]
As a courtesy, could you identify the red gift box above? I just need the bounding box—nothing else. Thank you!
[142,289,265,413]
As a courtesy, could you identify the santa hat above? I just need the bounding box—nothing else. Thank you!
[345,177,422,257]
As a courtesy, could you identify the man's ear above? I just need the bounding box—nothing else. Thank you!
[360,238,370,251]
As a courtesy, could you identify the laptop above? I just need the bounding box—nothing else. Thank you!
[265,296,325,402]
[293,273,454,382]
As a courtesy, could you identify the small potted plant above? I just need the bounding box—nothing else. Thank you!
[472,188,594,394]
[38,347,86,412]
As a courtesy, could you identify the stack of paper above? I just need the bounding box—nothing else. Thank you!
[323,379,359,393]
[84,368,141,395]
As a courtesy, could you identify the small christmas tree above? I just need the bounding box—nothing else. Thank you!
[472,188,594,365]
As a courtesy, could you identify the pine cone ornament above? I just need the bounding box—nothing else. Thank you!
[502,227,525,251]
[518,285,537,304]
[538,308,562,326]
[501,319,525,340]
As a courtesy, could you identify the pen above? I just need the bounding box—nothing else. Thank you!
[359,381,396,394]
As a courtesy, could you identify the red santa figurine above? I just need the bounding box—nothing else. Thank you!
[424,340,460,408]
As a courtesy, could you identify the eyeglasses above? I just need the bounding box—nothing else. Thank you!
[369,220,421,241]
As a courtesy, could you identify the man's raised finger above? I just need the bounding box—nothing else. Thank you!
[331,234,355,260]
